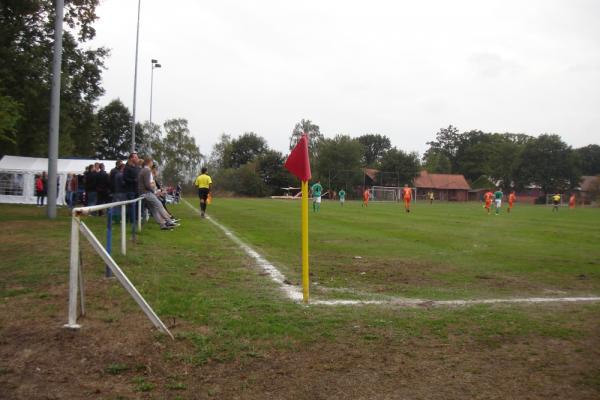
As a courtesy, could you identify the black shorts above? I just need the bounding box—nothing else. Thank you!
[553,200,559,205]
[198,188,209,201]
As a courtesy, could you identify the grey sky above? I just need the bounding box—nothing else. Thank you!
[91,0,600,157]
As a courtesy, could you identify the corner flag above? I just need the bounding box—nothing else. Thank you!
[284,133,311,303]
[284,134,311,181]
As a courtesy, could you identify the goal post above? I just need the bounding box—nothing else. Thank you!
[369,186,417,202]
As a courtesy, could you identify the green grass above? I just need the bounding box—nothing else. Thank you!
[0,201,599,381]
[207,198,600,300]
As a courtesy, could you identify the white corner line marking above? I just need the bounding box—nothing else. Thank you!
[182,200,600,307]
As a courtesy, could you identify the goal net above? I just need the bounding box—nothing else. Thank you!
[369,186,416,202]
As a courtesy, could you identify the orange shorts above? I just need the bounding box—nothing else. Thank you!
[485,201,491,208]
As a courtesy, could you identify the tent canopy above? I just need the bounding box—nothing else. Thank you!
[0,155,118,174]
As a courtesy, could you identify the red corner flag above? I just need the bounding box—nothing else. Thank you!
[284,134,311,181]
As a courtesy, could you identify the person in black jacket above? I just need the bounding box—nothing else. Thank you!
[123,152,141,223]
[96,163,110,215]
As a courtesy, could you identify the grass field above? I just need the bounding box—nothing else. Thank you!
[1,200,599,399]
[208,198,600,301]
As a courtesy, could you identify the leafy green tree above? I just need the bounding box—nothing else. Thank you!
[256,150,294,195]
[0,92,21,154]
[514,134,581,193]
[315,135,364,190]
[357,134,391,167]
[94,99,131,160]
[138,121,164,163]
[223,132,268,168]
[289,119,323,150]
[576,144,600,175]
[160,119,202,185]
[216,163,269,197]
[0,0,108,157]
[379,148,421,185]
[422,150,452,173]
[207,133,231,170]
[424,125,461,170]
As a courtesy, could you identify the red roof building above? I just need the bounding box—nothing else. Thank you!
[414,171,471,201]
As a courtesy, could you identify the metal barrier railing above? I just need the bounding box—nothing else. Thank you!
[65,197,173,339]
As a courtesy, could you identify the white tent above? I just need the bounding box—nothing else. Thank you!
[0,155,117,205]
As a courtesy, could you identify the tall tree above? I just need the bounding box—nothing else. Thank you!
[160,119,202,185]
[137,121,164,163]
[94,99,131,160]
[424,125,462,171]
[379,148,421,185]
[315,135,364,190]
[514,134,581,193]
[576,144,600,176]
[0,0,108,157]
[223,132,268,168]
[289,119,323,150]
[357,134,391,167]
[256,150,294,195]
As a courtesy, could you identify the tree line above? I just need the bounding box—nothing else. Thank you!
[1,2,598,197]
[0,2,201,185]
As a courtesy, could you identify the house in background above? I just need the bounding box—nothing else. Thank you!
[578,175,600,204]
[414,170,470,201]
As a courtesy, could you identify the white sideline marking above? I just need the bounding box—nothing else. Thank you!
[182,200,600,307]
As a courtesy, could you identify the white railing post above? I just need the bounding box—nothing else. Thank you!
[137,198,142,232]
[121,204,126,255]
[64,215,81,329]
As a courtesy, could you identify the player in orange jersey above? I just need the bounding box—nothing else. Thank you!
[362,187,370,207]
[484,190,493,214]
[402,184,412,213]
[508,191,516,213]
[569,194,576,208]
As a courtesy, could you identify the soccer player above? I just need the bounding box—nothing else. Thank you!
[362,187,370,207]
[569,194,576,209]
[402,184,412,213]
[552,193,561,212]
[494,187,503,215]
[508,191,516,213]
[338,188,346,206]
[311,180,323,212]
[484,190,493,214]
[194,167,212,218]
[428,191,434,204]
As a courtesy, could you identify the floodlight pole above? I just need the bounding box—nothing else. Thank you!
[131,0,142,153]
[47,0,64,220]
[149,60,161,125]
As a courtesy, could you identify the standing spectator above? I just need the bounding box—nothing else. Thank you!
[96,163,110,215]
[84,164,98,210]
[69,172,79,208]
[40,171,48,207]
[123,152,141,222]
[35,174,44,206]
[111,161,126,221]
[109,160,123,199]
[65,173,73,207]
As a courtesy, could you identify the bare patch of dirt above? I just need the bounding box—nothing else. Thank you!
[1,284,599,399]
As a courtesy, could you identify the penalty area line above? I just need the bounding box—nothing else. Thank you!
[182,199,600,308]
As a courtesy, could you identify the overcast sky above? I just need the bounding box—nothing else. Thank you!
[90,0,600,157]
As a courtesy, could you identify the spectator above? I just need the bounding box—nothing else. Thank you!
[35,174,44,206]
[96,163,110,215]
[123,152,141,222]
[41,171,48,206]
[65,173,73,207]
[138,157,178,230]
[84,164,97,210]
[111,161,126,221]
[69,172,79,208]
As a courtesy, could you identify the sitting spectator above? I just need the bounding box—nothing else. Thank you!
[137,157,178,230]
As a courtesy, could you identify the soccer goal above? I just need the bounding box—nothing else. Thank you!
[369,186,399,202]
[64,198,173,339]
[545,194,565,207]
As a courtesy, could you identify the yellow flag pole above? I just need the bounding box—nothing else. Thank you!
[301,180,309,303]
